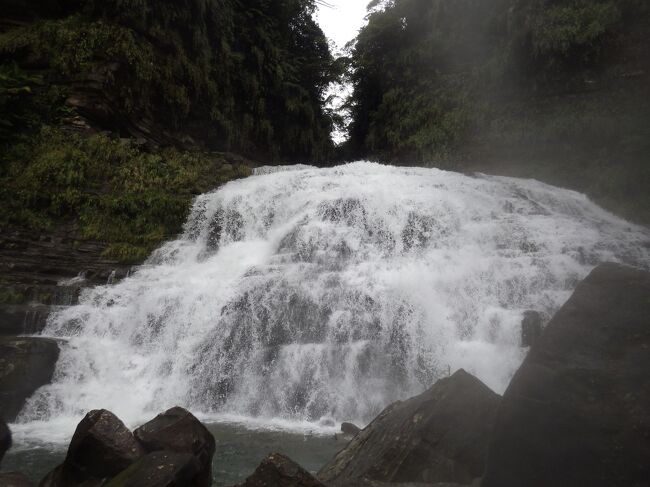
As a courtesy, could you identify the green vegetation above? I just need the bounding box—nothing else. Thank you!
[0,0,334,265]
[0,0,338,162]
[0,128,250,263]
[344,0,650,224]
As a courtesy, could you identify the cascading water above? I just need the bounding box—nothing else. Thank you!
[17,162,650,438]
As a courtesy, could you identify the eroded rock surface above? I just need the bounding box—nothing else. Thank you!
[483,263,650,487]
[134,407,215,487]
[235,453,326,487]
[42,409,145,486]
[0,337,59,421]
[319,369,500,486]
[103,451,202,487]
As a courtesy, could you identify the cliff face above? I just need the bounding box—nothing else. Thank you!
[344,0,650,225]
[0,0,336,319]
[0,0,338,161]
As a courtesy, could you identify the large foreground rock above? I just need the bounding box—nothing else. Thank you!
[318,369,500,485]
[236,453,326,487]
[1,418,10,465]
[134,407,215,487]
[103,451,202,487]
[482,263,650,487]
[42,409,145,486]
[0,471,35,486]
[0,337,59,421]
[41,407,216,487]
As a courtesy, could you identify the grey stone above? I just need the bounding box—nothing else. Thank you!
[483,263,650,487]
[319,369,500,485]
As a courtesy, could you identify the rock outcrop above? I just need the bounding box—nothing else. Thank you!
[42,409,145,486]
[235,453,326,487]
[340,423,361,436]
[40,407,215,487]
[318,369,500,486]
[0,305,51,336]
[0,227,132,333]
[482,263,650,487]
[0,337,60,422]
[103,451,202,487]
[134,407,215,487]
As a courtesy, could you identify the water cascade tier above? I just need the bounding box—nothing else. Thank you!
[19,162,650,434]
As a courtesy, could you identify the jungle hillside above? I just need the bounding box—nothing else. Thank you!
[342,0,650,225]
[0,0,339,273]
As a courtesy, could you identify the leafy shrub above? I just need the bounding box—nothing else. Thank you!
[0,128,251,261]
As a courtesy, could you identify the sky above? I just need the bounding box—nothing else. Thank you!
[315,0,369,51]
[315,0,370,143]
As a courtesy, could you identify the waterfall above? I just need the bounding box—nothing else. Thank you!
[18,162,650,436]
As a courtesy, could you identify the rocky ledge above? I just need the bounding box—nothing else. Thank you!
[0,337,60,422]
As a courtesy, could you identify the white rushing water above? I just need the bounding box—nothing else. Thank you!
[15,162,650,442]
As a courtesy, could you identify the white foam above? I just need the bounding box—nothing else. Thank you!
[15,162,650,444]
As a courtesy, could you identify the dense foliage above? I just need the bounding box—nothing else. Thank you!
[345,0,650,223]
[0,0,334,264]
[0,127,250,263]
[0,0,338,162]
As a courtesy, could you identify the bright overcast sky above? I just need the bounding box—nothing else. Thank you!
[315,0,369,51]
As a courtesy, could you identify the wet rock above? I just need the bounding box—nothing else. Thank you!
[0,337,60,421]
[340,481,480,487]
[1,418,11,465]
[235,453,326,487]
[483,263,650,487]
[134,407,215,487]
[102,451,202,487]
[341,422,361,436]
[43,409,145,485]
[0,305,50,336]
[520,310,542,347]
[38,465,64,487]
[318,369,500,485]
[0,472,35,487]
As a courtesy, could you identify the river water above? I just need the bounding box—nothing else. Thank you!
[4,421,342,484]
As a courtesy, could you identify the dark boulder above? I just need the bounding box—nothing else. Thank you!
[1,418,10,465]
[340,482,480,487]
[483,263,650,487]
[38,465,64,487]
[318,369,500,486]
[102,451,202,487]
[42,409,145,485]
[0,337,59,421]
[0,471,35,487]
[235,453,326,487]
[520,310,542,347]
[133,407,215,487]
[340,422,361,436]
